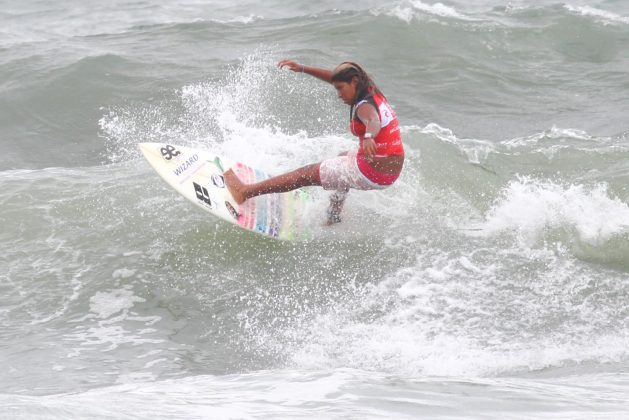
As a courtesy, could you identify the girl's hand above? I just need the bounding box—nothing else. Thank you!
[362,138,377,161]
[278,59,302,72]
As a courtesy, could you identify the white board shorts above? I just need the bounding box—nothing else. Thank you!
[319,150,388,191]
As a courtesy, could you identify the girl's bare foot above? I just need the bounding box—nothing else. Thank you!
[223,169,248,204]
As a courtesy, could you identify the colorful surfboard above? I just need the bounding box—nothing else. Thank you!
[138,143,311,241]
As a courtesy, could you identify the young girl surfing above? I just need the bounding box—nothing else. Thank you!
[223,60,404,224]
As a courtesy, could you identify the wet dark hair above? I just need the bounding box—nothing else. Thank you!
[330,62,380,104]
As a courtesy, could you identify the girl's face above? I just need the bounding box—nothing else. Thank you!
[333,77,358,105]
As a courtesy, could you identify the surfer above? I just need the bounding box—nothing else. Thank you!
[224,60,404,223]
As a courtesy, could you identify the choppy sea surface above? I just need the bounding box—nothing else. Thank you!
[2,0,629,418]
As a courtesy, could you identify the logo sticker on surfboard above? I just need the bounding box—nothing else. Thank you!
[211,173,225,188]
[224,201,239,220]
[160,145,181,160]
[193,182,214,209]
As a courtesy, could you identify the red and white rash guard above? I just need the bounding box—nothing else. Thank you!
[350,91,404,185]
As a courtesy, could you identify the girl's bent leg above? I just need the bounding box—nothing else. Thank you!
[326,189,349,225]
[224,163,321,204]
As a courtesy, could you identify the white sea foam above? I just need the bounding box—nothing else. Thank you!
[379,0,472,23]
[102,49,347,170]
[278,167,629,378]
[481,177,629,246]
[112,268,136,280]
[502,126,593,149]
[218,15,263,24]
[288,245,629,377]
[564,4,629,25]
[406,123,496,163]
[409,123,629,166]
[89,286,145,319]
[2,369,629,419]
[371,0,475,23]
[408,0,468,19]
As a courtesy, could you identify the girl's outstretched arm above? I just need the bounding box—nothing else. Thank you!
[278,59,333,83]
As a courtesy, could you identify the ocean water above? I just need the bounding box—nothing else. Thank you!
[2,0,629,418]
